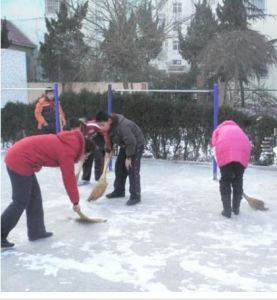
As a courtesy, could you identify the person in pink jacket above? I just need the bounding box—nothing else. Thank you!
[212,120,252,218]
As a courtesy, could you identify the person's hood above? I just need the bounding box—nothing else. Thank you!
[57,130,84,162]
[217,120,239,129]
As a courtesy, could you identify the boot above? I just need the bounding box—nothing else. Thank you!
[106,191,125,199]
[29,232,53,241]
[1,238,14,248]
[126,197,141,206]
[221,194,232,218]
[232,195,242,215]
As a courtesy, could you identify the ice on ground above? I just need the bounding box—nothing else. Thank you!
[1,153,277,292]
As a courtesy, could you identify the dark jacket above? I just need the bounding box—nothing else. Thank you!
[34,96,66,130]
[109,114,145,157]
[5,130,84,204]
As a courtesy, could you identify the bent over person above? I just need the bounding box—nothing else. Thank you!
[212,120,252,218]
[1,130,94,248]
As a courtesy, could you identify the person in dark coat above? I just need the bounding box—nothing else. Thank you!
[34,87,66,134]
[1,130,94,248]
[95,111,145,206]
[68,118,106,185]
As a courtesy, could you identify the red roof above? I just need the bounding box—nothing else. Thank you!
[1,19,36,49]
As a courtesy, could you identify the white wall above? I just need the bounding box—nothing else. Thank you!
[1,49,28,108]
[249,0,277,89]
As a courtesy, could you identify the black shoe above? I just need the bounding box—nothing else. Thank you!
[126,198,141,206]
[221,210,231,218]
[29,232,53,241]
[106,191,125,199]
[1,238,15,248]
[233,208,240,215]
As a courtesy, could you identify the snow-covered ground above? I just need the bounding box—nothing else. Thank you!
[1,153,277,292]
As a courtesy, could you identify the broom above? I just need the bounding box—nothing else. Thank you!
[75,210,107,223]
[243,192,269,211]
[87,156,110,201]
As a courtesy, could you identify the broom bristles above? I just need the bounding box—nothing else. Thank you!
[76,210,107,223]
[243,192,269,211]
[88,178,108,201]
[87,157,110,201]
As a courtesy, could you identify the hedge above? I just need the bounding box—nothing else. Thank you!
[1,91,277,162]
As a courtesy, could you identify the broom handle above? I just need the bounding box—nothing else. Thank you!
[100,156,111,179]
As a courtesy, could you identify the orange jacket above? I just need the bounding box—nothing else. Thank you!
[34,96,66,129]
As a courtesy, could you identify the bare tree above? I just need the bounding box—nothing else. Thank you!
[199,29,277,107]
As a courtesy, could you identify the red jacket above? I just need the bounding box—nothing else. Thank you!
[83,120,102,138]
[82,120,112,151]
[5,130,84,205]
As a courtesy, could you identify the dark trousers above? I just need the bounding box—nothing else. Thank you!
[113,146,144,199]
[39,123,56,134]
[1,168,46,240]
[82,148,105,181]
[219,162,245,211]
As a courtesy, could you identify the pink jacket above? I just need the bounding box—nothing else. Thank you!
[212,120,252,167]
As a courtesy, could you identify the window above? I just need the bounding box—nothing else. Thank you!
[173,40,179,50]
[259,66,268,78]
[45,0,60,15]
[244,0,266,14]
[173,2,182,19]
[172,60,182,65]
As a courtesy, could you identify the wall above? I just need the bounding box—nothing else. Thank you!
[1,49,28,108]
[249,0,277,89]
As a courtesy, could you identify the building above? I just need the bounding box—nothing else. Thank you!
[151,0,218,74]
[1,19,36,80]
[1,0,64,46]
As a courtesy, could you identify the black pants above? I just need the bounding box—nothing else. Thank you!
[113,146,144,199]
[82,148,104,181]
[39,123,56,134]
[1,168,46,240]
[219,162,245,209]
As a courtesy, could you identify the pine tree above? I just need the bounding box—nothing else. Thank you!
[1,18,11,49]
[217,0,248,30]
[100,0,164,84]
[178,0,217,78]
[39,1,89,81]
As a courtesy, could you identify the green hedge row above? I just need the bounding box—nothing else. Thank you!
[1,91,277,162]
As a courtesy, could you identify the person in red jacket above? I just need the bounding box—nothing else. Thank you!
[1,130,94,248]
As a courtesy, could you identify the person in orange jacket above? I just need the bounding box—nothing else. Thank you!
[35,87,66,134]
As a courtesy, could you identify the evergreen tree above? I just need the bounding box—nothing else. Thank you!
[217,0,248,30]
[214,0,273,107]
[1,18,11,48]
[39,1,89,81]
[178,0,217,78]
[100,0,164,84]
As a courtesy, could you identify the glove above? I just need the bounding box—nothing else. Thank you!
[73,204,81,213]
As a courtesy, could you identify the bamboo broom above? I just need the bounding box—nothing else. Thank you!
[243,192,269,211]
[87,156,110,201]
[75,210,107,223]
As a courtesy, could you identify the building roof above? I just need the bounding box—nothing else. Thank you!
[1,19,36,49]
